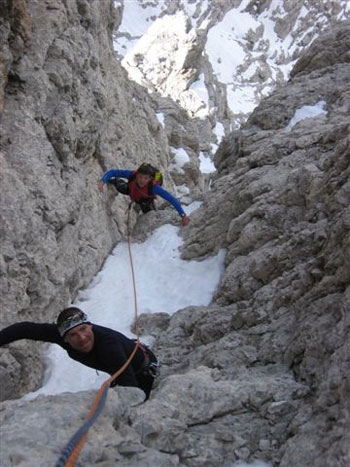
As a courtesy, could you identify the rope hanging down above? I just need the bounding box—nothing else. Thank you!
[56,206,140,467]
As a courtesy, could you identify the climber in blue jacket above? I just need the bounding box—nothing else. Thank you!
[98,163,190,226]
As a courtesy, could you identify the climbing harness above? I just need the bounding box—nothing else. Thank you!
[135,341,161,378]
[55,205,145,467]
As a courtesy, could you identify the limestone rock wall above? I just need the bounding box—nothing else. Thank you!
[180,20,350,466]
[0,0,171,396]
[0,0,169,323]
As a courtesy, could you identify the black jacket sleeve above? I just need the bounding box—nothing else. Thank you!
[0,322,62,346]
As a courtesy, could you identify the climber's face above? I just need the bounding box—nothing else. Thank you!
[136,173,152,188]
[64,323,94,353]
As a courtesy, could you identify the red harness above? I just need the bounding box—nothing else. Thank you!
[128,172,157,203]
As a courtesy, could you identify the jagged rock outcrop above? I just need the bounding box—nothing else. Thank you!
[180,20,350,466]
[0,2,349,467]
[117,0,349,128]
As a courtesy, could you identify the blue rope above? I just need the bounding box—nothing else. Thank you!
[55,383,109,467]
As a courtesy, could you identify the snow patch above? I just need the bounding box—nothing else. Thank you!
[286,100,327,130]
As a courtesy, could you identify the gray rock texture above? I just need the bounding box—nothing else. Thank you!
[0,2,349,467]
[0,0,171,394]
[181,19,350,467]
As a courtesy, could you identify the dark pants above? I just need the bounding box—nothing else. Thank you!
[111,178,155,214]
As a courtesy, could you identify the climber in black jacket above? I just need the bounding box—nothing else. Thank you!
[0,307,159,400]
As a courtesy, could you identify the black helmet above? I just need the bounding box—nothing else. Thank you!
[56,307,90,337]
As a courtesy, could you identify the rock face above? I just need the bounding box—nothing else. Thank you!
[0,0,169,340]
[0,2,350,467]
[181,20,350,466]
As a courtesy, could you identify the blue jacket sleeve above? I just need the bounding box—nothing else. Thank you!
[100,170,133,183]
[153,185,186,217]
